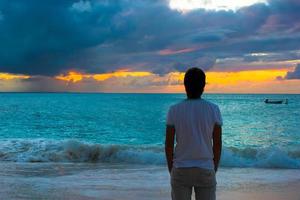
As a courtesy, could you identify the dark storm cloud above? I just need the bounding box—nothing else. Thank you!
[0,0,300,76]
[0,0,127,75]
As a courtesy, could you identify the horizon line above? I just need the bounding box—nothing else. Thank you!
[0,91,299,95]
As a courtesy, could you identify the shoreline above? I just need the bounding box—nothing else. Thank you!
[0,163,299,200]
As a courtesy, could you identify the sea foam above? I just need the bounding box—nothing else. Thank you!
[0,139,299,169]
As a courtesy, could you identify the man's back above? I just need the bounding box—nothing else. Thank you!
[164,68,222,200]
[167,98,222,170]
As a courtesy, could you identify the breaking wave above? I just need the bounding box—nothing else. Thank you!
[0,139,299,169]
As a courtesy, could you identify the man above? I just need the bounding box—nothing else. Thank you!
[165,67,222,200]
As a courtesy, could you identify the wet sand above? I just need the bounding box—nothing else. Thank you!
[219,181,300,200]
[0,162,299,200]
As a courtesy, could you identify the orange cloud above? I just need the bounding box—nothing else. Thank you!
[206,69,288,85]
[162,68,289,83]
[55,70,152,83]
[1,68,299,94]
[55,71,87,83]
[155,68,299,93]
[93,71,152,81]
[0,73,30,80]
[54,68,292,87]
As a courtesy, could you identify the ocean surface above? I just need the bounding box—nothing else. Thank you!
[0,93,300,199]
[0,93,299,168]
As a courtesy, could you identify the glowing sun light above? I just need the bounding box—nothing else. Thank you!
[169,0,268,11]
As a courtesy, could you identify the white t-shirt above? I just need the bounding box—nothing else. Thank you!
[166,98,222,170]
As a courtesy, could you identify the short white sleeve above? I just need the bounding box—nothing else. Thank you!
[166,106,175,127]
[214,106,223,126]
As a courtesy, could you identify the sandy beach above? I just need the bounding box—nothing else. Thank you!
[0,162,299,200]
[219,182,300,200]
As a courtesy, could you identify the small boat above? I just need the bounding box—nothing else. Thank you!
[264,99,288,104]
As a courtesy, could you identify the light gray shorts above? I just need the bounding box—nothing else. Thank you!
[171,167,216,200]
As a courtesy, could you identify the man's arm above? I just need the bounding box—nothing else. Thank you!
[212,124,222,172]
[165,126,175,174]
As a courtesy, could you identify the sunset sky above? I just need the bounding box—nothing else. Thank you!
[0,0,300,93]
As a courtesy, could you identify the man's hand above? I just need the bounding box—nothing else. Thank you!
[212,124,222,173]
[165,125,175,174]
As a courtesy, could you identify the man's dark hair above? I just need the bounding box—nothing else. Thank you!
[184,67,206,99]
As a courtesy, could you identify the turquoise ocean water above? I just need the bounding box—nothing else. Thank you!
[0,93,299,169]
